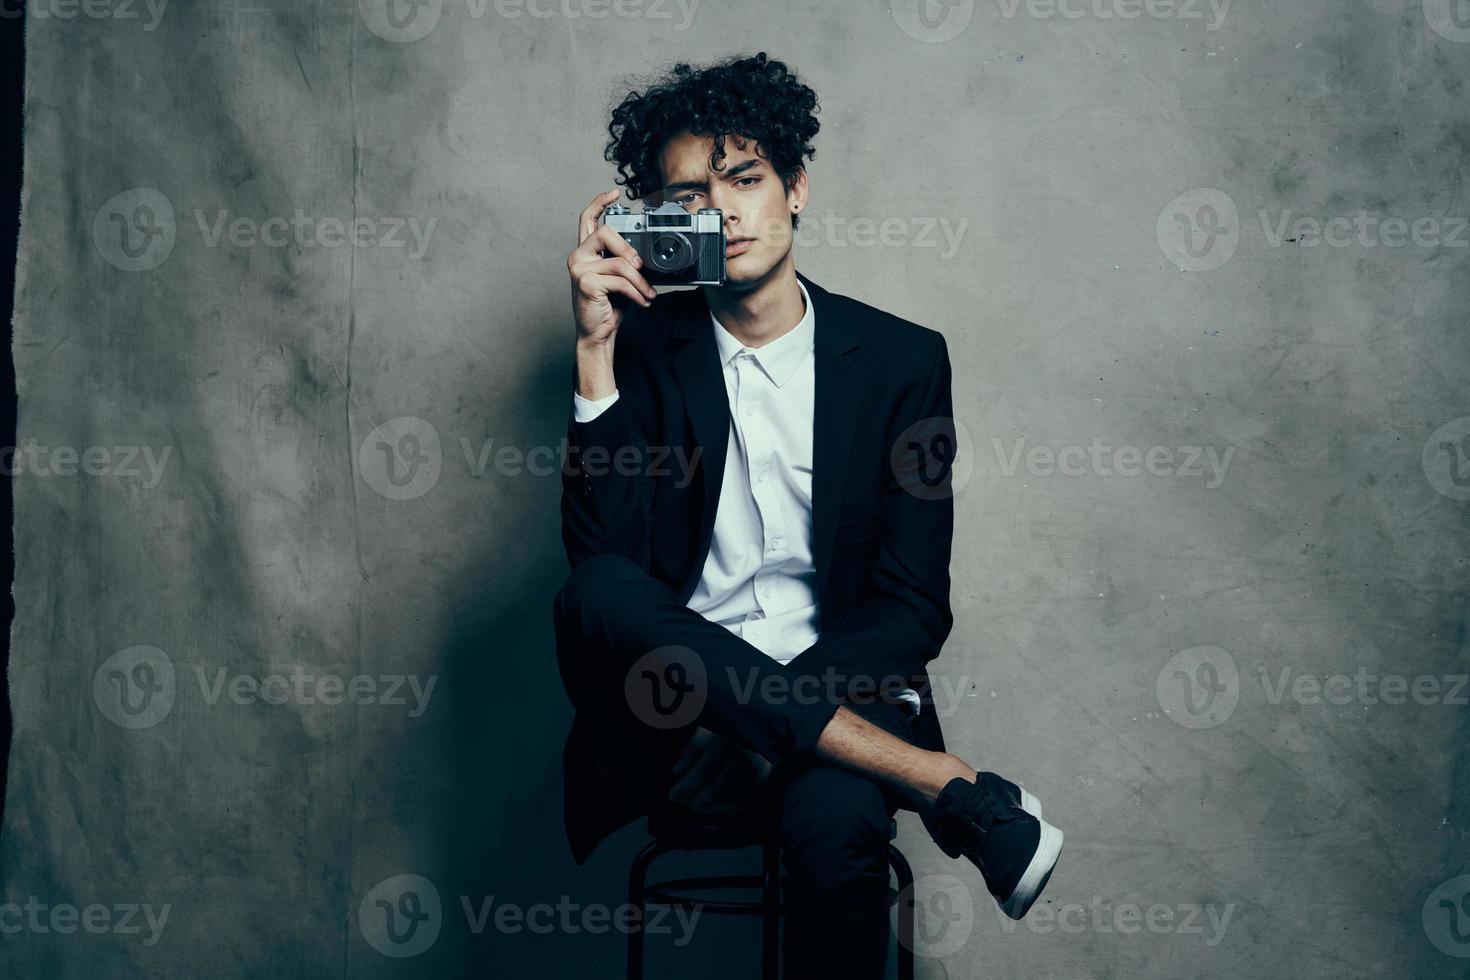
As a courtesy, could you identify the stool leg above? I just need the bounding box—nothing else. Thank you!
[888,844,915,980]
[628,839,665,980]
[762,837,781,980]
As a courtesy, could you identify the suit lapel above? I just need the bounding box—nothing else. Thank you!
[669,275,862,605]
[801,273,862,604]
[670,292,729,602]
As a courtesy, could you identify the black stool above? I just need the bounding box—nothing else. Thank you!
[627,803,916,979]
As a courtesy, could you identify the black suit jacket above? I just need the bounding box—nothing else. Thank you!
[557,271,955,864]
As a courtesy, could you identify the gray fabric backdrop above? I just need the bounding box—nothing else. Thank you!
[3,1,1468,977]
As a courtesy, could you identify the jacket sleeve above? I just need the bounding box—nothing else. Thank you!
[786,334,956,694]
[558,321,657,571]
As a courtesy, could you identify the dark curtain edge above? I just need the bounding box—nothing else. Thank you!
[0,3,27,861]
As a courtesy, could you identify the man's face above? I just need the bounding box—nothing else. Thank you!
[654,130,807,291]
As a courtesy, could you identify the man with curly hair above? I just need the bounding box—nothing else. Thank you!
[553,51,1062,975]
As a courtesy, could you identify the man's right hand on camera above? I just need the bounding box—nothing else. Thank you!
[568,189,659,401]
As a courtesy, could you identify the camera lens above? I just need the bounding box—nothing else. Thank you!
[649,233,693,272]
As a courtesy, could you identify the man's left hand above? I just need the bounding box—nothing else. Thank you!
[667,727,773,816]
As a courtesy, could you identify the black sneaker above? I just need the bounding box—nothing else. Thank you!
[925,771,1063,919]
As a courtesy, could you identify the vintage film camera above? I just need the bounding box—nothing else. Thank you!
[600,201,726,286]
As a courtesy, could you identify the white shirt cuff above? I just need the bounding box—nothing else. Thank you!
[889,687,922,718]
[572,389,619,424]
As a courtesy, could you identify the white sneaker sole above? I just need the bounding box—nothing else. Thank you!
[1019,786,1042,820]
[1000,816,1063,920]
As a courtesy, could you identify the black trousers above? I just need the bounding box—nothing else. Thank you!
[554,553,919,980]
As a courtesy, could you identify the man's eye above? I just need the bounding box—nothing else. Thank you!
[737,177,760,187]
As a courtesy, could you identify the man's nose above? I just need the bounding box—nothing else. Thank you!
[706,190,736,221]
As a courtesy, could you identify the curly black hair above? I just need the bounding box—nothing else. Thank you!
[604,52,820,227]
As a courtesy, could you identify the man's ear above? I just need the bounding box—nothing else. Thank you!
[786,166,809,214]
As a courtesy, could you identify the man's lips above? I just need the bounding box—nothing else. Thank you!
[725,238,754,256]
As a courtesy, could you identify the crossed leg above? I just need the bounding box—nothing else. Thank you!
[774,701,915,978]
[555,552,958,977]
[553,552,974,813]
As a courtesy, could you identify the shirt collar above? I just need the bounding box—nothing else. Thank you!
[710,278,815,388]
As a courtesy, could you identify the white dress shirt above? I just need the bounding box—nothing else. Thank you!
[573,279,919,713]
[689,280,820,664]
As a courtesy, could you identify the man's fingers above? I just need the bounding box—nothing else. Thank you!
[669,729,757,813]
[578,189,623,244]
[581,273,651,310]
[667,772,695,804]
[576,256,656,299]
[680,770,732,813]
[668,763,720,806]
[671,736,702,778]
[670,726,713,777]
[670,732,734,796]
[680,737,728,785]
[571,223,641,268]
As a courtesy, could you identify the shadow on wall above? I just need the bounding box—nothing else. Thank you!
[430,323,620,978]
[426,319,772,979]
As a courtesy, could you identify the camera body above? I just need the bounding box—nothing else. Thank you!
[601,201,726,286]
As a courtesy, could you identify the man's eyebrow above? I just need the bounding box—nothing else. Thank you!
[661,158,766,194]
[719,158,763,179]
[660,177,707,194]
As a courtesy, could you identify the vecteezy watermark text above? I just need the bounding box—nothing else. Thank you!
[1158,188,1469,272]
[992,0,1230,28]
[195,667,437,717]
[1158,646,1469,730]
[1258,666,1468,707]
[0,898,171,946]
[723,667,976,718]
[356,415,705,502]
[790,210,970,260]
[2,441,171,488]
[358,875,701,958]
[357,0,701,43]
[91,646,440,729]
[1,0,169,30]
[92,188,440,272]
[895,874,1235,959]
[194,210,436,259]
[891,0,1230,44]
[1259,209,1469,250]
[465,438,702,487]
[460,894,699,942]
[994,895,1235,944]
[991,437,1235,488]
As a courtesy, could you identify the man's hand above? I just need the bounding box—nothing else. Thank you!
[569,191,658,333]
[667,727,773,816]
[568,189,659,401]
